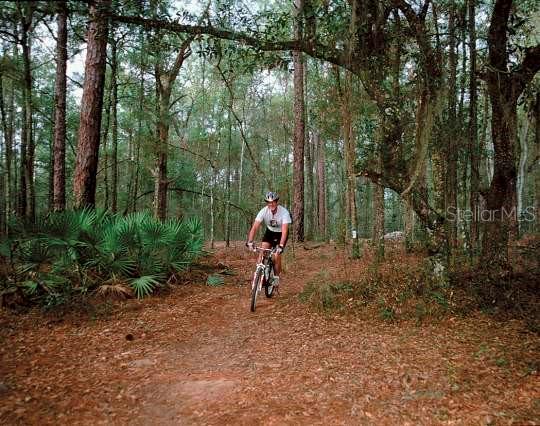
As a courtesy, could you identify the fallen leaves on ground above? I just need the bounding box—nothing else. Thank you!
[0,242,538,425]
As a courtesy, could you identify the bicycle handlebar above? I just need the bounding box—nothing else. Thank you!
[250,245,276,253]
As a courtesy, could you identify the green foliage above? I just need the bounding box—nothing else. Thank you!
[206,274,225,286]
[0,209,203,308]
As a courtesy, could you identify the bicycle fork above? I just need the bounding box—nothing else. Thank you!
[252,264,265,291]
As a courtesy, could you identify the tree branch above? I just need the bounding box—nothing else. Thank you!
[136,187,254,217]
[109,13,350,72]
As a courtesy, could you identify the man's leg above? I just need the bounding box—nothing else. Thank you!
[260,241,271,263]
[274,252,281,275]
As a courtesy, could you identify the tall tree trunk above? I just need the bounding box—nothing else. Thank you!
[52,0,68,212]
[372,150,385,260]
[110,35,118,213]
[468,0,480,252]
[534,93,540,234]
[479,90,491,189]
[153,37,193,221]
[0,74,11,235]
[336,68,360,257]
[100,74,111,210]
[225,111,232,247]
[4,72,15,219]
[517,108,530,234]
[481,0,540,268]
[446,0,458,250]
[316,132,326,240]
[292,0,305,242]
[403,199,415,252]
[154,89,169,220]
[73,0,111,209]
[19,3,35,222]
[305,131,314,239]
[124,128,133,214]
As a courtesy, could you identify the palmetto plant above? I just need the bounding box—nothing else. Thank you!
[1,209,203,304]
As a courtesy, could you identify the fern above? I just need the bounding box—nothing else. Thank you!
[131,275,161,299]
[3,209,203,305]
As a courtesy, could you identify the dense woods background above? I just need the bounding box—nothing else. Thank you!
[0,0,539,300]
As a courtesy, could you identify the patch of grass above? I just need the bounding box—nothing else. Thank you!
[299,272,352,313]
[379,305,396,321]
[206,274,225,286]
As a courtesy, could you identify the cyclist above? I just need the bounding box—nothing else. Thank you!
[246,191,292,287]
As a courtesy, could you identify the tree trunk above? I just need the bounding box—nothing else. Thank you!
[52,0,68,212]
[0,74,11,235]
[153,37,193,221]
[110,35,118,213]
[468,0,480,252]
[305,131,314,239]
[446,0,458,250]
[517,108,530,234]
[403,199,415,252]
[480,0,540,268]
[225,111,232,247]
[292,0,305,243]
[316,132,327,240]
[20,3,35,222]
[4,73,14,220]
[534,93,540,234]
[154,90,169,220]
[101,70,112,210]
[73,0,111,209]
[372,156,385,260]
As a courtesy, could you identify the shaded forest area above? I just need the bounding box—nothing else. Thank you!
[0,2,539,319]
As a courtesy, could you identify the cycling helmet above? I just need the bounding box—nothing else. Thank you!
[264,191,279,202]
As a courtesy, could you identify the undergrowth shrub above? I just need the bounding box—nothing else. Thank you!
[299,256,454,321]
[0,209,203,308]
[299,272,353,313]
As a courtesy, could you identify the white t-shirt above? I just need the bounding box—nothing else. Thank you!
[255,205,292,233]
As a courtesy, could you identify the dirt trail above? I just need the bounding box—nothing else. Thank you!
[1,243,538,425]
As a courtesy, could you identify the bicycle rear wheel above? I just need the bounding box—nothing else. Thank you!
[250,270,262,312]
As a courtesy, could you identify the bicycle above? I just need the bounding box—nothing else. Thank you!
[249,245,277,312]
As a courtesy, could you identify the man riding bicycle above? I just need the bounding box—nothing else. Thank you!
[246,192,292,287]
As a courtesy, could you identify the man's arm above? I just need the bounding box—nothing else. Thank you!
[247,220,262,242]
[280,223,289,247]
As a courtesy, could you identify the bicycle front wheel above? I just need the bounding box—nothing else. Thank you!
[250,270,262,312]
[264,266,275,298]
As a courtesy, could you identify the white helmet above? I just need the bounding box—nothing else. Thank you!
[264,191,279,202]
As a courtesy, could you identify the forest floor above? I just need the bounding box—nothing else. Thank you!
[0,242,539,425]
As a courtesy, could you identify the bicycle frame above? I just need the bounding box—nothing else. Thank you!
[250,246,276,311]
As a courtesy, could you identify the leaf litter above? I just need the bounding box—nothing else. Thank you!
[0,242,538,425]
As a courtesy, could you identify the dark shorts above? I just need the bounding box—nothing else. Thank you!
[262,228,287,250]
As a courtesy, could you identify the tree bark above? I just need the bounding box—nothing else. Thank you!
[153,37,193,221]
[52,0,68,212]
[315,132,326,240]
[335,67,360,256]
[446,0,458,250]
[292,0,305,242]
[73,0,111,209]
[534,93,540,233]
[101,78,111,210]
[468,0,480,252]
[23,5,35,222]
[481,0,540,268]
[0,74,11,235]
[110,35,118,213]
[517,108,530,234]
[305,131,314,239]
